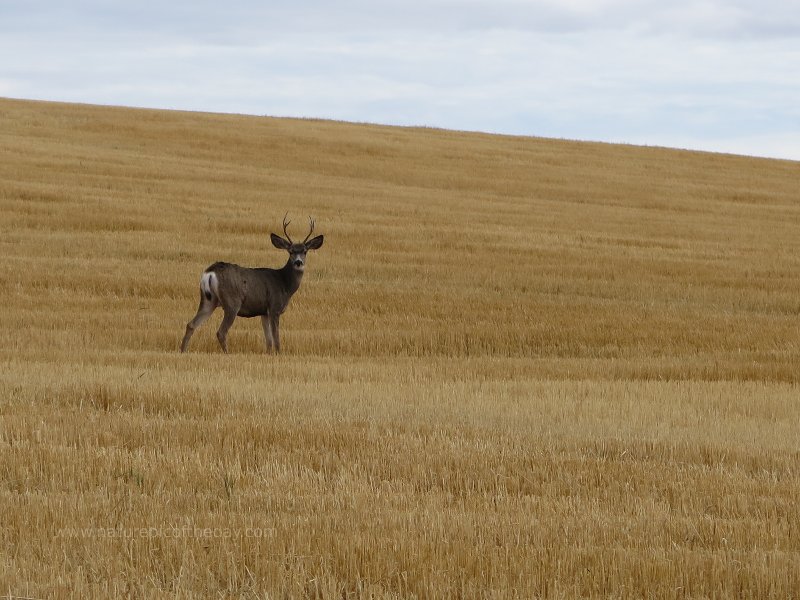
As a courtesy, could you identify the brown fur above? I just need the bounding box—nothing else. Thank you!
[180,225,323,354]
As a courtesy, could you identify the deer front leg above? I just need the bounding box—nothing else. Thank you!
[270,314,281,353]
[261,315,276,353]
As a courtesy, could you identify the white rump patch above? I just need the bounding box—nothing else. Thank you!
[200,271,219,301]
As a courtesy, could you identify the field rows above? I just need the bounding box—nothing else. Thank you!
[1,98,799,597]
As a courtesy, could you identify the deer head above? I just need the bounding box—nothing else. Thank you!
[270,214,324,273]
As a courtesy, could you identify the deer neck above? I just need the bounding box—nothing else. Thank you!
[280,261,304,295]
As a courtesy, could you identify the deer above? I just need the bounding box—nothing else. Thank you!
[180,215,324,354]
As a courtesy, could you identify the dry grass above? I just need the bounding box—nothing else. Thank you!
[1,97,799,598]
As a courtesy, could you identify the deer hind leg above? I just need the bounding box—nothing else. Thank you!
[181,292,218,353]
[216,303,240,354]
[261,315,275,353]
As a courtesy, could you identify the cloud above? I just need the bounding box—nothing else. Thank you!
[7,1,799,39]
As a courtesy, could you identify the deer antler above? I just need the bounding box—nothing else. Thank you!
[302,216,316,244]
[282,213,294,244]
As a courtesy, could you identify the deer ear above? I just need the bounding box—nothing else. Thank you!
[305,235,324,251]
[271,233,291,250]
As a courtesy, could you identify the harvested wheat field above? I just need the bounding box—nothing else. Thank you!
[1,97,799,598]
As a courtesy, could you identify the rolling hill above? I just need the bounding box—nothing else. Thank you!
[1,97,798,598]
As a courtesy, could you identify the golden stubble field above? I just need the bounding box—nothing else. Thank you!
[1,97,799,598]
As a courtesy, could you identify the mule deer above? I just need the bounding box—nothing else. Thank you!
[180,215,324,354]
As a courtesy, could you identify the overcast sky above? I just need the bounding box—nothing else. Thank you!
[2,1,799,160]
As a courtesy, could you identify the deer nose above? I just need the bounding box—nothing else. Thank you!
[294,259,304,267]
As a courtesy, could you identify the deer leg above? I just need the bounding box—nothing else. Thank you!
[215,307,239,354]
[181,294,218,353]
[270,314,281,353]
[260,315,275,353]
